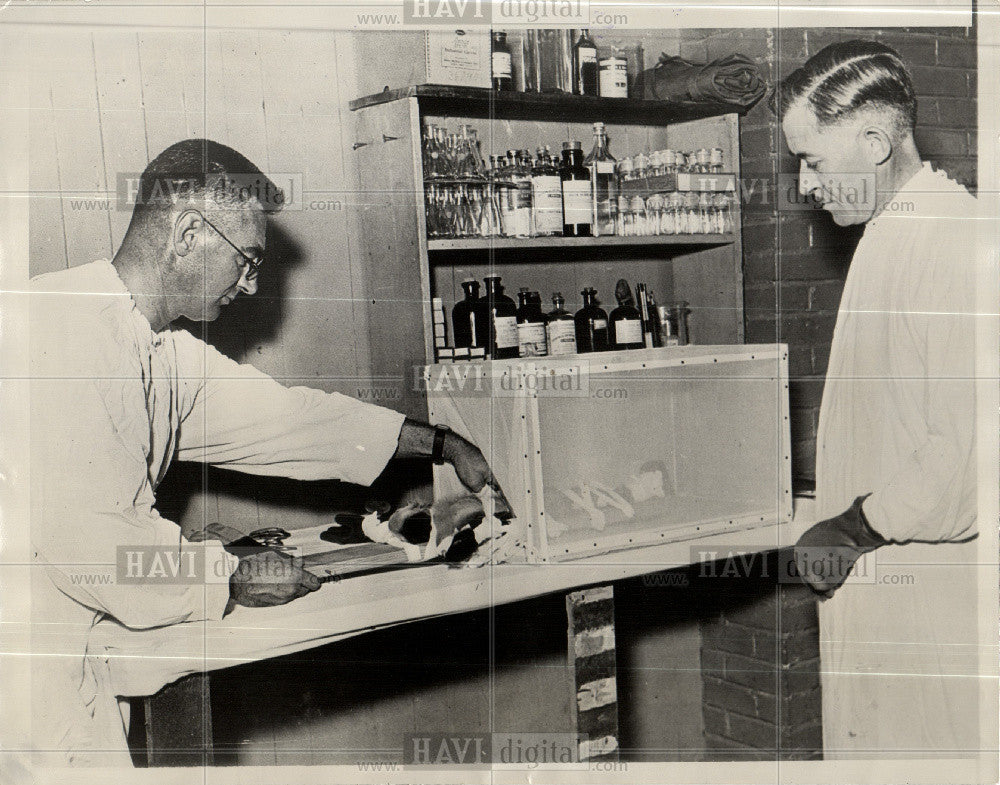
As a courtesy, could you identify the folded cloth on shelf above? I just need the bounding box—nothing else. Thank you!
[638,53,767,108]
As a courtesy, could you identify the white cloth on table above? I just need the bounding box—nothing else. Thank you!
[814,164,980,758]
[28,260,405,766]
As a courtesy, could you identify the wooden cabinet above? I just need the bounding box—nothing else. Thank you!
[349,85,750,420]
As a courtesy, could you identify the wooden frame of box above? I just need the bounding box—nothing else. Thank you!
[427,344,793,562]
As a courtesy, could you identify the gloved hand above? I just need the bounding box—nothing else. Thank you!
[792,494,886,598]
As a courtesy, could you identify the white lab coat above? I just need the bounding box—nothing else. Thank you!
[814,164,980,758]
[28,260,405,766]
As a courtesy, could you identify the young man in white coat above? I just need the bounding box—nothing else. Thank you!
[776,41,980,758]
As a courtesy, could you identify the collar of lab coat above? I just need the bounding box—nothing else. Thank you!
[867,161,969,231]
[91,259,164,349]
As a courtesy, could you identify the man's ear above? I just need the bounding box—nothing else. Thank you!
[173,209,203,258]
[861,125,892,167]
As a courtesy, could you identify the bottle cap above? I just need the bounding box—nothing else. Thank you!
[593,122,605,132]
[582,287,597,295]
[562,140,582,151]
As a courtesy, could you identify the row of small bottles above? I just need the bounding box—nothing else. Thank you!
[491,29,631,98]
[439,275,689,362]
[423,122,733,240]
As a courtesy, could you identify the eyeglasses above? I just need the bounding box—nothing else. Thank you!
[197,211,264,280]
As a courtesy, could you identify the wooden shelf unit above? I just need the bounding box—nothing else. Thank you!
[350,85,746,420]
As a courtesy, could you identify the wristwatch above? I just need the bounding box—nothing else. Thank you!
[432,424,451,465]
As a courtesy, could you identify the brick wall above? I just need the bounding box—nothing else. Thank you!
[674,25,977,759]
[678,25,976,490]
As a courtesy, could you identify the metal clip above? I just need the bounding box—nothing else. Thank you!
[382,133,399,143]
[352,140,371,150]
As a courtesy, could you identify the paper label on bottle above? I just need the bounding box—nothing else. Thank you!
[562,180,592,225]
[547,320,577,356]
[532,175,563,234]
[599,59,628,98]
[589,161,615,174]
[494,315,519,349]
[492,51,512,78]
[579,50,598,64]
[614,318,642,344]
[517,322,548,356]
[592,318,607,330]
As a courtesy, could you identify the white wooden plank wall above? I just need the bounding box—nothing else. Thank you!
[22,25,374,538]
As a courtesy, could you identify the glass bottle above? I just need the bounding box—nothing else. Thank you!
[498,150,517,238]
[546,292,577,356]
[636,282,655,349]
[481,275,519,359]
[572,28,599,96]
[512,150,534,237]
[452,279,481,349]
[609,278,644,350]
[531,146,563,237]
[560,141,592,237]
[516,289,548,357]
[598,47,628,97]
[492,31,513,92]
[584,122,618,237]
[574,287,610,353]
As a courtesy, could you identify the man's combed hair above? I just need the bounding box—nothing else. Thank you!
[772,40,917,136]
[135,138,283,215]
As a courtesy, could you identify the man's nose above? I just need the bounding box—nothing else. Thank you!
[237,269,258,296]
[798,161,822,198]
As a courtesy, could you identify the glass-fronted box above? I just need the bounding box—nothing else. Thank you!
[425,345,792,562]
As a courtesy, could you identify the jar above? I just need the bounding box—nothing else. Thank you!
[598,52,628,98]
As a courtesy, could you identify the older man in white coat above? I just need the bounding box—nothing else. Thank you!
[776,41,980,758]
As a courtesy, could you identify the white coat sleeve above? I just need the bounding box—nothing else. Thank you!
[863,221,977,543]
[30,351,233,630]
[172,332,405,485]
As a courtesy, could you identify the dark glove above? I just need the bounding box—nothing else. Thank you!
[792,494,887,598]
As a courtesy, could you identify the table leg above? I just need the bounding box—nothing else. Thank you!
[566,585,620,762]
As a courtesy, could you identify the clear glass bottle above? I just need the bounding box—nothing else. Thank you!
[531,146,563,237]
[492,31,513,92]
[609,278,644,350]
[572,28,599,96]
[575,287,610,353]
[584,122,618,237]
[512,150,534,237]
[546,292,577,356]
[481,276,519,359]
[560,140,592,237]
[516,289,548,357]
[452,279,481,349]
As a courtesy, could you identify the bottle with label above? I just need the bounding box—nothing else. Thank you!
[481,275,519,359]
[452,278,481,349]
[635,282,655,348]
[572,29,599,96]
[609,278,644,350]
[599,48,628,98]
[546,293,577,356]
[560,141,592,237]
[531,147,563,237]
[511,150,534,237]
[516,289,548,357]
[575,287,610,353]
[492,32,513,91]
[584,122,618,236]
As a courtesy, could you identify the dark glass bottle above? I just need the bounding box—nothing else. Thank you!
[546,292,577,356]
[560,141,592,237]
[573,29,599,96]
[481,275,519,359]
[609,278,644,350]
[452,278,481,349]
[575,287,610,353]
[492,32,513,91]
[636,282,655,348]
[516,289,547,357]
